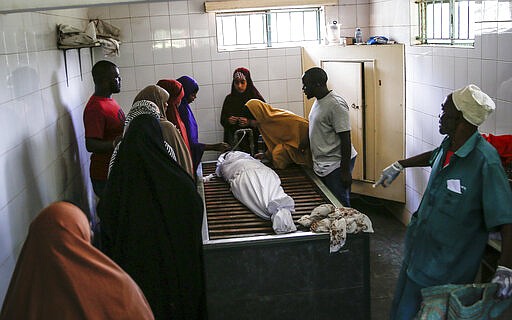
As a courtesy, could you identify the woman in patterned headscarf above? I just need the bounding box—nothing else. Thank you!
[0,201,154,320]
[98,90,207,319]
[127,84,193,177]
[220,67,265,154]
[177,76,230,171]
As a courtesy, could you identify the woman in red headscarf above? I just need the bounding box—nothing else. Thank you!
[220,67,265,154]
[156,79,190,152]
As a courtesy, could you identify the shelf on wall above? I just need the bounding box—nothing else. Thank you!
[58,42,101,87]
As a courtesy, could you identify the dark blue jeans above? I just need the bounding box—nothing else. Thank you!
[320,156,356,207]
[90,179,106,250]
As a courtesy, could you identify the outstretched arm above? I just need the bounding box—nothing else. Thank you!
[374,151,434,188]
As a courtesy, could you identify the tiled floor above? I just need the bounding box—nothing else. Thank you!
[350,194,406,320]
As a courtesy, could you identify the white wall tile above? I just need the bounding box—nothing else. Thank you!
[109,5,130,19]
[170,1,189,15]
[193,61,212,85]
[481,23,498,60]
[171,15,190,39]
[454,57,468,90]
[286,55,302,79]
[130,17,152,41]
[150,16,171,41]
[211,60,232,84]
[129,3,150,17]
[171,39,192,63]
[114,42,135,67]
[149,2,169,16]
[229,50,249,60]
[498,22,512,62]
[191,37,211,62]
[133,42,154,66]
[153,41,173,65]
[230,59,249,73]
[154,64,174,81]
[497,61,512,102]
[119,66,137,92]
[188,0,205,14]
[467,58,482,88]
[495,100,512,135]
[213,83,231,109]
[173,62,193,78]
[189,14,210,38]
[134,65,156,90]
[195,109,216,131]
[249,58,269,82]
[210,37,229,61]
[286,79,302,102]
[88,6,110,19]
[339,5,357,30]
[268,56,287,80]
[248,49,268,58]
[267,80,288,103]
[481,60,498,99]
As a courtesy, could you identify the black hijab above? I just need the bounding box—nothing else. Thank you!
[98,113,206,320]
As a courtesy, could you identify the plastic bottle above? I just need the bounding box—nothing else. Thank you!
[355,27,363,44]
[257,135,264,154]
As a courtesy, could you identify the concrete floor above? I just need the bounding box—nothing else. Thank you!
[352,194,512,320]
[351,195,406,320]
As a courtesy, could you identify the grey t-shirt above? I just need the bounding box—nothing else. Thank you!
[308,91,357,177]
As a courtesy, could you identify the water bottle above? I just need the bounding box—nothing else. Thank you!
[355,27,363,44]
[257,135,264,154]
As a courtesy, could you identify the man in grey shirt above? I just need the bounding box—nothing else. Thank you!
[302,67,357,207]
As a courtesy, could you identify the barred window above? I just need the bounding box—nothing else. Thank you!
[215,7,322,51]
[416,0,475,46]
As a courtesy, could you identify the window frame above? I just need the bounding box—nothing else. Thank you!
[215,7,324,51]
[415,0,475,47]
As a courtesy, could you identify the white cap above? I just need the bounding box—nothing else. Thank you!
[452,84,495,126]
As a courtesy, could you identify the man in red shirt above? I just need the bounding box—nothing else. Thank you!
[84,60,125,198]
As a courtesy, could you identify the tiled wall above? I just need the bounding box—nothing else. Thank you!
[88,1,306,161]
[4,0,504,306]
[0,8,96,303]
[370,0,512,223]
[0,0,373,305]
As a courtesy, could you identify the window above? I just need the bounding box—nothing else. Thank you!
[416,0,475,46]
[215,7,322,51]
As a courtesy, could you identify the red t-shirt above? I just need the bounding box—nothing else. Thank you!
[83,95,125,180]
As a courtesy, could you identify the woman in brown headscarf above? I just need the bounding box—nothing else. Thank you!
[0,201,154,320]
[245,99,312,169]
[132,85,194,177]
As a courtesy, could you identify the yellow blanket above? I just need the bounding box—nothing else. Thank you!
[246,99,312,169]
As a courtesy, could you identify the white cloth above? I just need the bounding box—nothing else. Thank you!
[297,204,373,253]
[215,151,297,234]
[452,84,495,126]
[308,91,357,177]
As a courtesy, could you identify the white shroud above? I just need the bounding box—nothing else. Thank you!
[215,151,297,234]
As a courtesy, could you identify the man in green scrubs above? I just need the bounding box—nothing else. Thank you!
[375,84,512,319]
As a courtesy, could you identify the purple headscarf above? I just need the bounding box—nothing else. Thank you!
[177,76,204,170]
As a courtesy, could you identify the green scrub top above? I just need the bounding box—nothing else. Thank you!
[404,132,512,287]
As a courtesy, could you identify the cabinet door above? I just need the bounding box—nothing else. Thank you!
[322,61,364,181]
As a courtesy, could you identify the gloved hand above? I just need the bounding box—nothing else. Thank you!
[373,161,403,188]
[492,265,512,299]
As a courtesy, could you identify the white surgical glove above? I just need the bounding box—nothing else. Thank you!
[492,265,512,299]
[373,161,403,188]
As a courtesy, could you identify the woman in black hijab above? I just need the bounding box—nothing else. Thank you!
[98,95,206,320]
[220,67,265,154]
